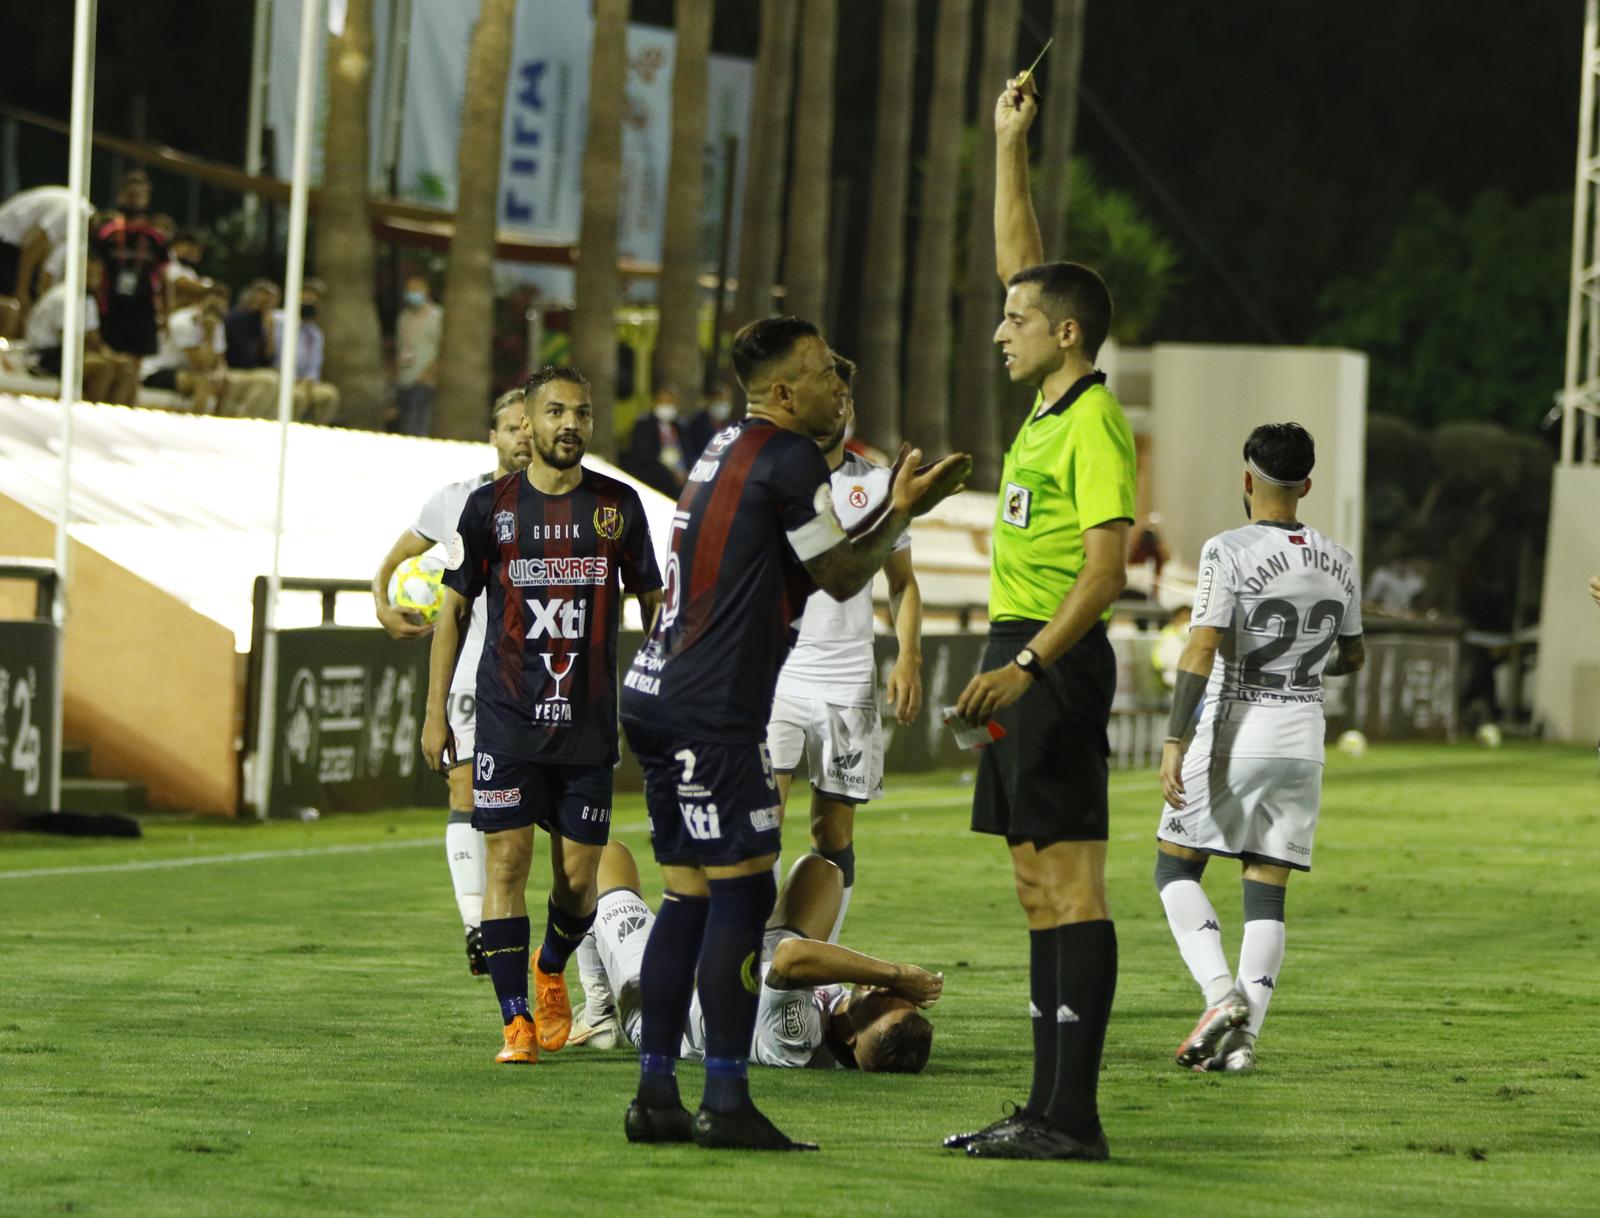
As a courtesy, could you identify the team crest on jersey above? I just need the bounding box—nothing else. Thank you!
[1002,482,1032,528]
[593,505,624,541]
[848,484,868,510]
[493,510,516,544]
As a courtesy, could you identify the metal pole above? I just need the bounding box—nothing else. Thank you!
[51,0,97,813]
[252,0,322,818]
[706,134,739,395]
[244,0,273,237]
[1562,0,1598,466]
[377,0,413,195]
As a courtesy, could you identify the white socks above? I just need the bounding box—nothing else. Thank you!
[575,931,612,1024]
[1159,879,1234,1005]
[444,817,486,930]
[1237,919,1286,1037]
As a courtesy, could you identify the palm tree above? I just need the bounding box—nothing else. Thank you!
[656,0,715,405]
[1036,0,1087,257]
[436,0,517,440]
[903,0,971,454]
[855,0,916,452]
[314,0,387,429]
[953,0,1019,488]
[781,0,837,326]
[571,0,629,455]
[733,0,799,325]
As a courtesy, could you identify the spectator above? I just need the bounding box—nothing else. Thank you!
[164,229,206,316]
[27,256,139,405]
[0,185,90,329]
[138,278,279,416]
[92,169,168,357]
[622,382,689,497]
[394,273,442,434]
[683,378,737,461]
[1151,604,1191,692]
[274,278,340,423]
[225,278,280,370]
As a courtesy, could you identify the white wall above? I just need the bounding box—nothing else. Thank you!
[1147,344,1368,572]
[1534,464,1600,742]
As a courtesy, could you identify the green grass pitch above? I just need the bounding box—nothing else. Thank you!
[2,742,1597,1217]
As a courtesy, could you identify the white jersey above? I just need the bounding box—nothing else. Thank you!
[681,929,847,1068]
[1189,520,1363,763]
[775,452,910,706]
[413,472,496,696]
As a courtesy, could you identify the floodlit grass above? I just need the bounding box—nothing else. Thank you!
[1,743,1597,1217]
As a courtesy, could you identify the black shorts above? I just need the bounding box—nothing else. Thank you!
[971,620,1115,842]
[469,750,613,843]
[623,721,783,867]
[142,366,180,390]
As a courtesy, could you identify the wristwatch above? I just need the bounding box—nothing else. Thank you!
[1013,647,1046,679]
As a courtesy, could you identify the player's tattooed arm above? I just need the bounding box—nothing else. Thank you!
[1325,634,1366,677]
[421,587,471,772]
[766,938,944,1009]
[373,529,435,639]
[805,449,972,601]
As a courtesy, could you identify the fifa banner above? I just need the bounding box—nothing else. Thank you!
[267,627,437,818]
[267,0,752,282]
[0,622,57,812]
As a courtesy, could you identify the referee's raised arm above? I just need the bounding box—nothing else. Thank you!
[994,74,1044,285]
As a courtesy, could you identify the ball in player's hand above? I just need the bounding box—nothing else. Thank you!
[388,554,447,624]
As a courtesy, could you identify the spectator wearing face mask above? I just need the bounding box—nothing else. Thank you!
[394,272,442,435]
[623,383,690,498]
[274,278,340,424]
[683,379,738,462]
[92,169,169,357]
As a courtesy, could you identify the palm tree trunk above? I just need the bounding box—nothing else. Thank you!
[1036,0,1087,257]
[572,0,629,455]
[733,0,798,325]
[781,0,836,326]
[903,0,971,454]
[435,0,517,440]
[953,0,1019,489]
[656,0,714,403]
[855,0,916,452]
[314,0,387,429]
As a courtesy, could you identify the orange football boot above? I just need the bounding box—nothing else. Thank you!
[531,948,573,1051]
[495,1014,538,1065]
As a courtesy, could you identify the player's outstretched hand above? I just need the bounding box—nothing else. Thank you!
[888,964,944,1009]
[995,73,1039,141]
[1590,572,1600,608]
[1160,739,1187,809]
[889,446,971,519]
[421,712,451,774]
[377,600,433,640]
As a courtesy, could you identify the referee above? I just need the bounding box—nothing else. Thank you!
[944,72,1136,1162]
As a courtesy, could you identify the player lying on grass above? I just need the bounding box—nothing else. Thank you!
[372,388,531,977]
[569,842,940,1071]
[1155,423,1365,1074]
[424,366,662,1067]
[766,353,923,945]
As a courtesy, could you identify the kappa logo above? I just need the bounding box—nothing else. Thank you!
[615,915,648,943]
[1199,919,1221,932]
[494,510,516,544]
[1056,1004,1079,1024]
[1252,975,1276,990]
[1164,817,1186,835]
[593,505,624,541]
[848,484,868,510]
[1002,481,1032,528]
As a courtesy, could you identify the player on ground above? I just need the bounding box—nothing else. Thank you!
[372,389,530,975]
[943,72,1136,1163]
[1156,423,1365,1074]
[422,366,662,1066]
[572,842,940,1070]
[767,353,923,944]
[618,316,969,1151]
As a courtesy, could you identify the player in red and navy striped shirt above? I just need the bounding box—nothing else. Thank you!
[620,316,969,1151]
[424,366,662,1067]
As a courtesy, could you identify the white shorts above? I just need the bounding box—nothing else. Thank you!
[446,688,476,769]
[1155,752,1324,872]
[766,693,883,803]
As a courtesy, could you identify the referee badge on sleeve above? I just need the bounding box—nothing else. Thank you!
[1002,482,1032,529]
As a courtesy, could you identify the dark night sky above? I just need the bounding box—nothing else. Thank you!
[2,1,1584,348]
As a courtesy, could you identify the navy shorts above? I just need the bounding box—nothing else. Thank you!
[470,750,613,844]
[623,722,783,867]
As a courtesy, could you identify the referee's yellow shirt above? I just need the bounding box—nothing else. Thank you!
[990,371,1137,623]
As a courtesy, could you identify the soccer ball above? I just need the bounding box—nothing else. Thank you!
[1336,729,1368,758]
[388,554,446,624]
[1476,723,1503,749]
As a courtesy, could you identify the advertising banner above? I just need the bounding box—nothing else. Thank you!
[0,622,57,812]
